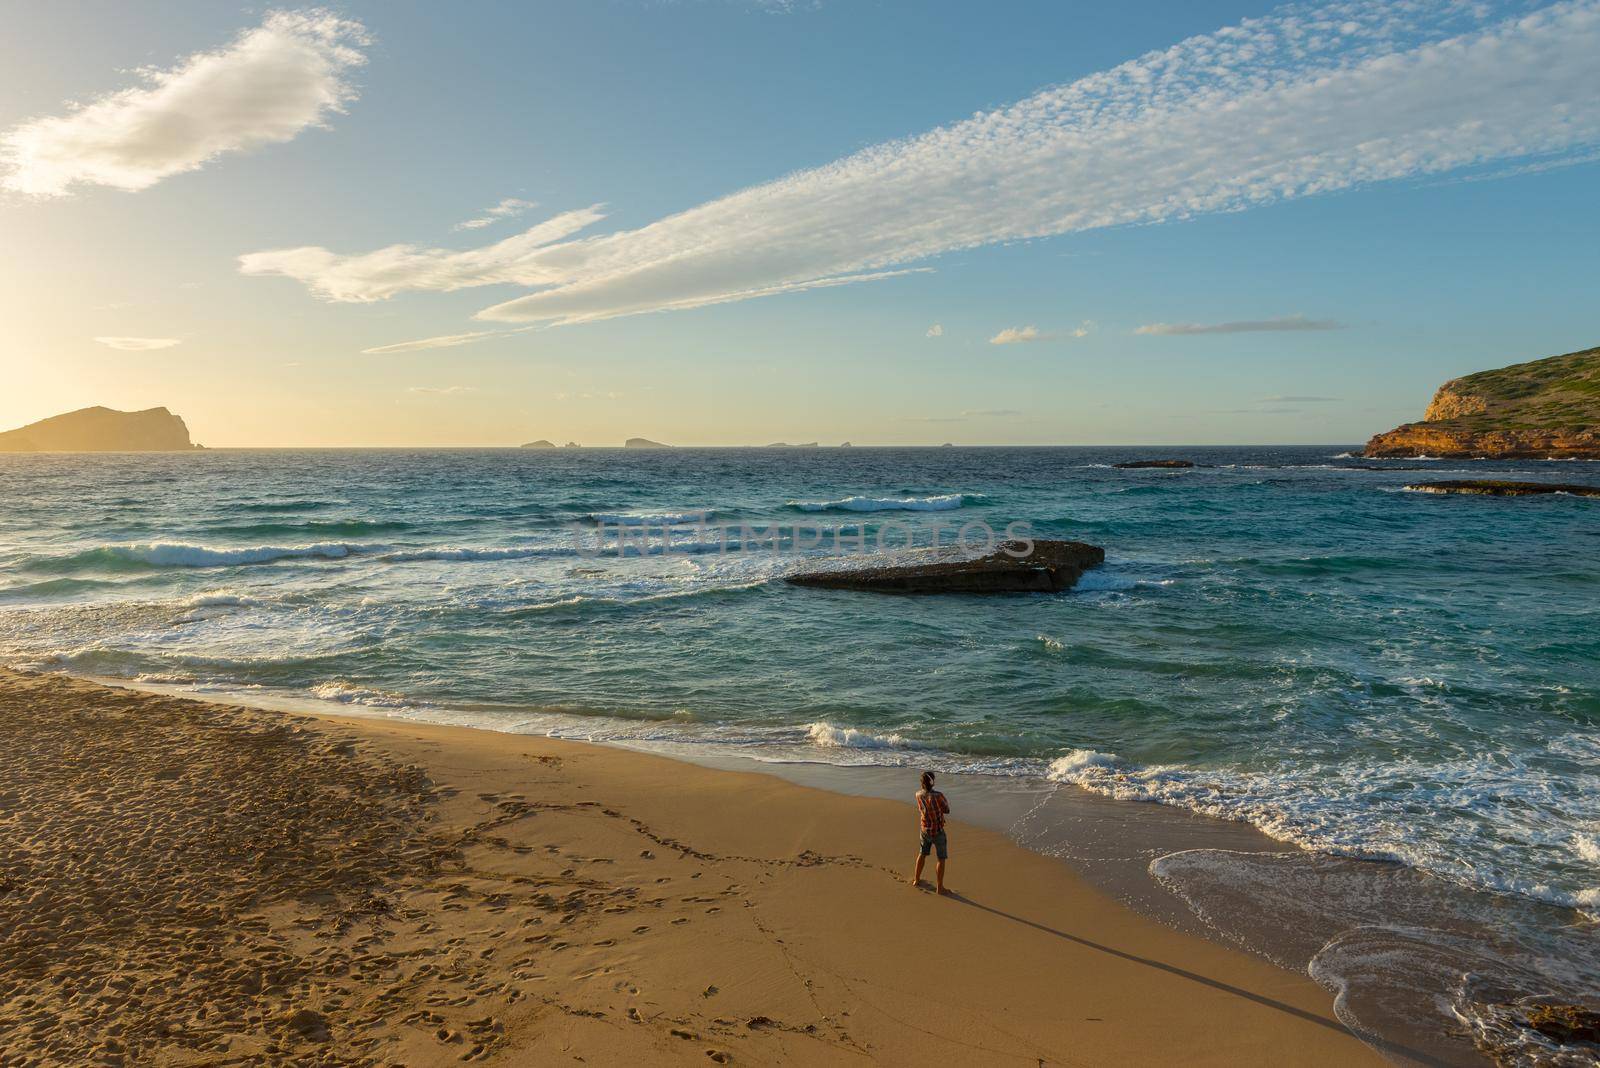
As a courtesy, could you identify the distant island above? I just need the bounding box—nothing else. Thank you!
[765,442,819,448]
[624,437,670,448]
[1365,345,1600,459]
[520,439,556,449]
[0,406,199,452]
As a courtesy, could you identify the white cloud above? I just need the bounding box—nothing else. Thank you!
[241,208,609,301]
[242,1,1600,328]
[406,385,477,395]
[2,11,368,197]
[990,326,1041,345]
[990,320,1093,344]
[925,323,944,337]
[1135,315,1344,336]
[361,330,510,355]
[456,197,537,231]
[93,336,181,351]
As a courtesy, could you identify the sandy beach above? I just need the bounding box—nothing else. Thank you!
[0,668,1391,1066]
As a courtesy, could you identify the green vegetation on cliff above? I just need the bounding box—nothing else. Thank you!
[1427,345,1600,432]
[1365,344,1600,458]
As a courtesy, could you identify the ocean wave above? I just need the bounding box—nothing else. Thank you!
[21,541,376,573]
[179,591,269,609]
[1073,570,1174,592]
[786,493,976,513]
[1048,747,1600,914]
[310,681,419,710]
[233,499,341,512]
[200,519,414,538]
[377,545,558,563]
[805,721,926,750]
[584,510,716,526]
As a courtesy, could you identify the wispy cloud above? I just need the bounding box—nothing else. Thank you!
[990,321,1093,345]
[93,336,181,351]
[456,197,537,231]
[925,323,944,338]
[242,1,1600,329]
[361,329,522,355]
[242,208,608,301]
[2,11,367,197]
[1135,315,1344,336]
[990,326,1041,345]
[406,385,477,395]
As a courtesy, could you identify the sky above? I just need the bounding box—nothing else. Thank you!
[1,0,1597,448]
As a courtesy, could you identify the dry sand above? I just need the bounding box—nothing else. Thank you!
[0,669,1390,1066]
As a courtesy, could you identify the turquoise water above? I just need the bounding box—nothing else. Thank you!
[3,446,1598,1052]
[1,446,1596,919]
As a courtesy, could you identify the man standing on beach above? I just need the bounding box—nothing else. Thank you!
[910,770,951,895]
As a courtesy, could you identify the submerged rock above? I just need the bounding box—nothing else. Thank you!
[1406,480,1600,497]
[1113,459,1195,469]
[1523,1004,1600,1045]
[786,540,1104,594]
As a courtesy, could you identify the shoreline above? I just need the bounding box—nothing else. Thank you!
[74,669,1566,1066]
[1,668,1400,1066]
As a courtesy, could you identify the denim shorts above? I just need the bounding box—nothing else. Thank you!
[919,829,948,860]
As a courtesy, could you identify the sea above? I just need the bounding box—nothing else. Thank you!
[1,445,1595,1064]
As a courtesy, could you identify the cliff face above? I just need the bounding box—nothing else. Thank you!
[1364,345,1600,459]
[0,406,198,452]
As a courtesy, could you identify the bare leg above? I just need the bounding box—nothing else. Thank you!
[935,857,948,895]
[911,854,926,885]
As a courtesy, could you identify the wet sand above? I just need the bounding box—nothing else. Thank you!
[0,669,1386,1066]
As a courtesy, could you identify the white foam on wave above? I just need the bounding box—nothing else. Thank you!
[107,542,369,568]
[787,493,973,513]
[805,721,925,750]
[1073,570,1174,592]
[310,681,418,710]
[378,545,556,563]
[585,511,713,526]
[1047,748,1118,775]
[1048,744,1600,915]
[180,591,268,609]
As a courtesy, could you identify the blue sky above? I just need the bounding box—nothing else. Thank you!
[2,0,1597,446]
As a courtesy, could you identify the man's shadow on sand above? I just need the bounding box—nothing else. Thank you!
[936,890,1456,1068]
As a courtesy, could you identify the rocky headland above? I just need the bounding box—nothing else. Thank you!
[1365,345,1600,459]
[0,406,199,452]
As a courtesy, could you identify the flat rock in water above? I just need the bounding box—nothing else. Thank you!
[1113,459,1195,469]
[1406,480,1600,497]
[786,540,1105,594]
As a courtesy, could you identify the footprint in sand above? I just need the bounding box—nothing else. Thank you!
[702,985,718,998]
[632,925,650,934]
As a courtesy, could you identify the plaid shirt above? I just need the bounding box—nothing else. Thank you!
[916,789,949,834]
